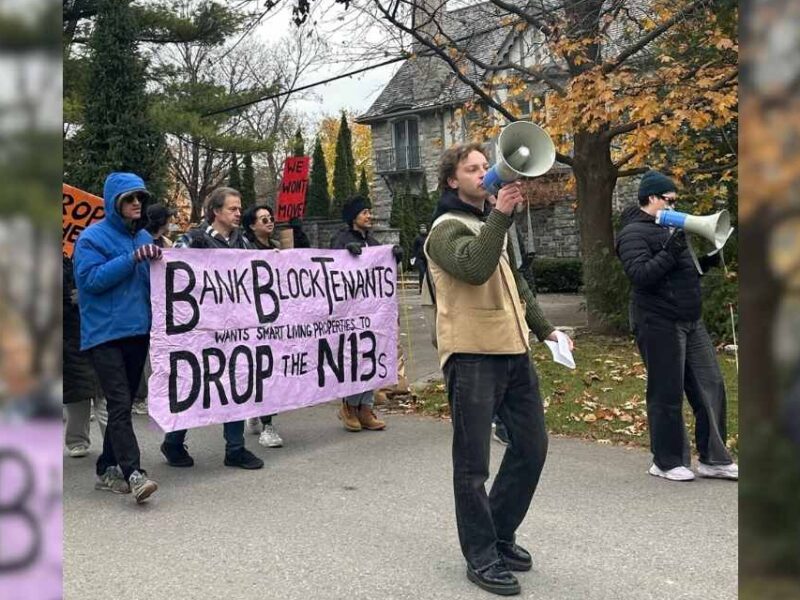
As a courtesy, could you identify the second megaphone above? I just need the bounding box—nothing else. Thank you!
[481,121,555,196]
[655,209,734,249]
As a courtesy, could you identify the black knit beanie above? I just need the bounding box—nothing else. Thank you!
[342,195,370,227]
[638,170,676,204]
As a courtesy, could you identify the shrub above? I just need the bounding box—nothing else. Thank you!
[582,246,631,333]
[528,258,582,293]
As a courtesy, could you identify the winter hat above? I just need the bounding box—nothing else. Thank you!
[638,170,676,203]
[341,195,371,226]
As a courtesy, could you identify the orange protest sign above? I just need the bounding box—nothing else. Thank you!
[62,184,105,258]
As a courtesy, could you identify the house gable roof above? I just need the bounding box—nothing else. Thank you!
[358,2,518,122]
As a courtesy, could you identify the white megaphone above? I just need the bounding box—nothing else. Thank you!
[481,121,556,196]
[655,208,734,249]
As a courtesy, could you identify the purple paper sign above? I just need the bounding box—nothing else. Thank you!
[0,424,62,600]
[149,246,399,432]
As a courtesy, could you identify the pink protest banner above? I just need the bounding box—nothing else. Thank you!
[0,424,62,600]
[148,246,398,432]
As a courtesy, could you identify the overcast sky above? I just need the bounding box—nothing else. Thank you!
[251,2,401,124]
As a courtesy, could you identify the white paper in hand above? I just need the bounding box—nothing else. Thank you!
[544,330,576,369]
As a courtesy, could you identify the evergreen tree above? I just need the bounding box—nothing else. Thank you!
[292,128,305,157]
[358,167,370,200]
[332,112,356,217]
[307,136,330,218]
[417,174,437,228]
[67,0,166,197]
[241,152,256,207]
[228,153,241,190]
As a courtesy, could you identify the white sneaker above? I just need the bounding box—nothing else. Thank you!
[246,418,263,435]
[131,400,148,415]
[697,462,738,480]
[67,445,89,458]
[258,424,283,448]
[648,463,695,481]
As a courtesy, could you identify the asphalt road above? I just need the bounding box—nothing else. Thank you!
[63,291,736,600]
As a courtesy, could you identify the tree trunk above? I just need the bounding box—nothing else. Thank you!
[572,130,617,330]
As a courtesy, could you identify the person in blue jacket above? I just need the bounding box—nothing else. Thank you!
[73,172,162,504]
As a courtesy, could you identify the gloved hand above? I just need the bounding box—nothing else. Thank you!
[392,245,404,262]
[134,244,163,262]
[345,242,362,256]
[663,230,687,256]
[698,249,722,273]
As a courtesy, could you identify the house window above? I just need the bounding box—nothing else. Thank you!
[392,118,420,170]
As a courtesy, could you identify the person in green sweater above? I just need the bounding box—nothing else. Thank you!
[425,142,573,596]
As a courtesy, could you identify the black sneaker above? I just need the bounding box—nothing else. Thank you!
[161,441,195,467]
[497,541,533,571]
[492,421,510,445]
[224,448,264,470]
[466,561,520,596]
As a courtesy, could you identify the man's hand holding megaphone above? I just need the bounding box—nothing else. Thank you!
[493,181,526,216]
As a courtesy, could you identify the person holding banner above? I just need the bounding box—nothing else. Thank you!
[73,172,161,504]
[615,170,738,482]
[160,187,264,470]
[145,203,178,248]
[241,203,284,448]
[425,143,570,596]
[330,195,402,431]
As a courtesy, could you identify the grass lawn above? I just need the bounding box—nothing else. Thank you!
[409,332,738,457]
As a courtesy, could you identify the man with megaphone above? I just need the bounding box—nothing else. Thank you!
[616,170,738,482]
[424,141,572,596]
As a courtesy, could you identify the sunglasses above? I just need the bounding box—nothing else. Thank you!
[121,193,147,204]
[259,216,274,224]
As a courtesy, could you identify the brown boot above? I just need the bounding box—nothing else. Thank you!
[357,405,386,430]
[338,401,361,432]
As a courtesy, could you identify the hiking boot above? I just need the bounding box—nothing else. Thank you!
[246,417,263,435]
[68,445,89,458]
[466,561,521,596]
[697,461,738,480]
[497,541,532,571]
[94,466,130,494]
[258,424,283,448]
[357,405,386,430]
[161,441,195,467]
[648,463,695,481]
[338,402,362,432]
[224,448,264,470]
[128,470,158,504]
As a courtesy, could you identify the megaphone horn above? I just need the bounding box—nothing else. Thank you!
[482,121,556,196]
[655,209,734,249]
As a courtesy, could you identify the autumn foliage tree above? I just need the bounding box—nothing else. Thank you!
[352,0,737,328]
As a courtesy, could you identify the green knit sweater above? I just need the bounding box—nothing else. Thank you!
[426,209,555,342]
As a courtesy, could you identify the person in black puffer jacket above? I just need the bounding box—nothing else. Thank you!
[615,170,737,482]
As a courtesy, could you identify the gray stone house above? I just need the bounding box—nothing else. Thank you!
[356,1,642,259]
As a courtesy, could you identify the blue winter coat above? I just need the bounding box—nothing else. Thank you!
[73,173,155,350]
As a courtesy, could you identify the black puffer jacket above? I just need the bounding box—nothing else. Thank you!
[330,226,379,250]
[615,206,702,321]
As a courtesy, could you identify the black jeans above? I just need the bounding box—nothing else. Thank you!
[416,261,426,293]
[90,335,149,480]
[163,421,245,455]
[631,307,733,470]
[443,353,548,571]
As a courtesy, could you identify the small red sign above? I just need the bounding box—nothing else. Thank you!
[275,156,310,223]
